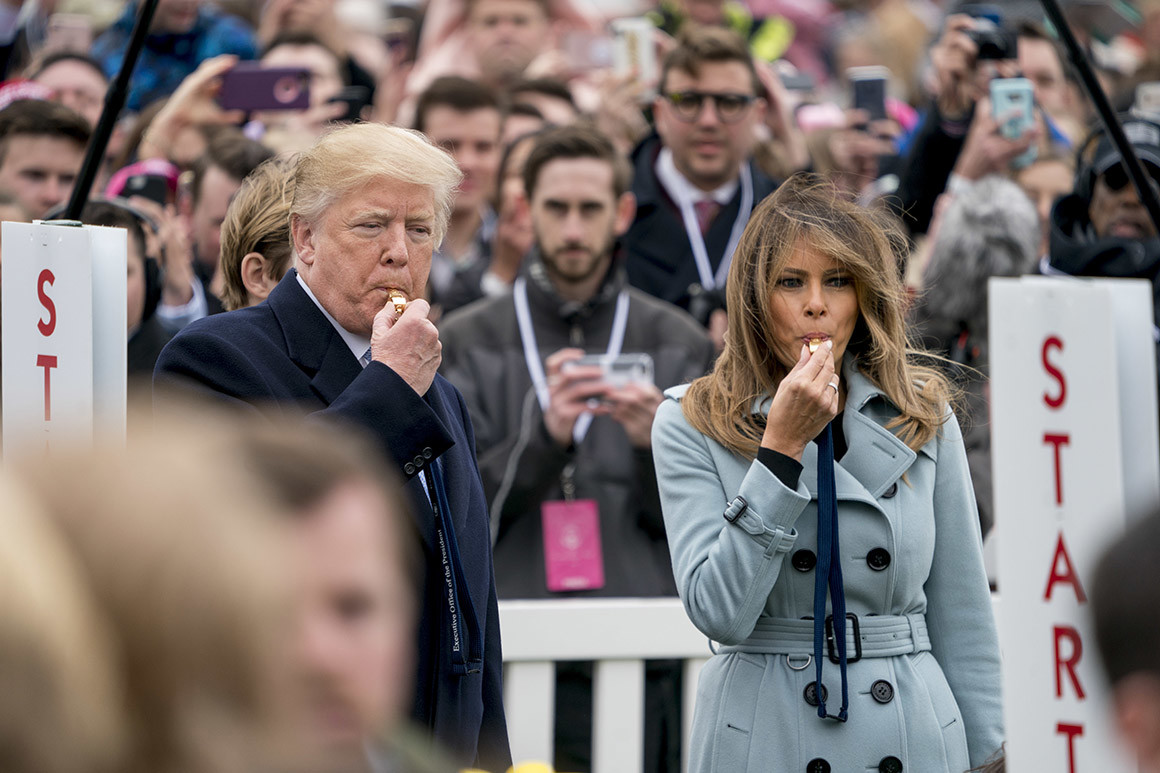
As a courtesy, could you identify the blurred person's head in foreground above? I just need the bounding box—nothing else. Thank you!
[653,26,765,193]
[466,0,551,88]
[220,155,296,310]
[13,409,306,773]
[237,420,424,766]
[0,99,91,218]
[1092,511,1160,772]
[0,472,125,773]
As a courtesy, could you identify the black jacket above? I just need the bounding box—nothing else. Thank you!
[439,257,714,599]
[623,134,778,318]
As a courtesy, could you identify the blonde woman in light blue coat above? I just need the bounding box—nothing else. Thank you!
[653,176,1003,773]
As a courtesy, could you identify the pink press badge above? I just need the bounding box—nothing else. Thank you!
[542,499,605,592]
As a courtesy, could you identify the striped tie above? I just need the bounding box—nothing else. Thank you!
[360,346,372,368]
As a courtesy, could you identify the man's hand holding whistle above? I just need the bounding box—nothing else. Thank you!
[370,289,442,396]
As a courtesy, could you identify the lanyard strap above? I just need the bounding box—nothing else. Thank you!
[424,459,483,676]
[813,422,849,722]
[513,276,631,445]
[675,164,754,291]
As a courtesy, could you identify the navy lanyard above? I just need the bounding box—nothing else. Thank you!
[813,422,849,721]
[423,459,483,676]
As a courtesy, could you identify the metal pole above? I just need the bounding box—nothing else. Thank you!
[63,0,161,221]
[1038,0,1160,233]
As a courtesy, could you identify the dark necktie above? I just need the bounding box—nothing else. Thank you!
[693,199,721,235]
[812,422,849,721]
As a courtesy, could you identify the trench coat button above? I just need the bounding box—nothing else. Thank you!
[792,549,817,572]
[882,482,898,498]
[878,756,903,773]
[806,759,830,773]
[867,548,891,571]
[422,447,434,459]
[803,682,828,707]
[871,679,894,704]
[404,462,416,475]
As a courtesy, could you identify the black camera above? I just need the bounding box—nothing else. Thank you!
[966,27,1017,60]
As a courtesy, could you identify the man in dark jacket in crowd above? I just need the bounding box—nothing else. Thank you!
[440,125,714,773]
[1044,117,1160,349]
[622,25,777,352]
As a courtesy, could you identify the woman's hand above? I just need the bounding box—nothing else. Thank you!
[760,341,839,460]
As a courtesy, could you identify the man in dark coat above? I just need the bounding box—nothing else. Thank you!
[440,125,714,773]
[154,123,510,771]
[622,26,777,352]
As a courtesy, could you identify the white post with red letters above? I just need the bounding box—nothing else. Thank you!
[2,221,127,456]
[990,276,1159,773]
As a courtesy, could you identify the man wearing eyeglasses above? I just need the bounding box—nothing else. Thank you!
[623,26,778,353]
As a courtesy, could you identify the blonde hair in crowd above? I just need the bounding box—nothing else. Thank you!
[291,122,463,245]
[0,474,125,773]
[15,412,302,773]
[682,174,952,457]
[220,155,296,311]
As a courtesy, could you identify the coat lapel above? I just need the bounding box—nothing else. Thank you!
[266,270,361,405]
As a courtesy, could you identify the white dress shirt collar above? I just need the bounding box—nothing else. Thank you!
[296,271,372,365]
[655,147,739,206]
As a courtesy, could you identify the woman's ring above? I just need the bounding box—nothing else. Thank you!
[827,380,839,394]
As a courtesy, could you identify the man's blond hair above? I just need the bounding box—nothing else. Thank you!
[220,156,296,311]
[291,123,463,245]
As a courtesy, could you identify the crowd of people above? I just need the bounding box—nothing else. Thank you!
[2,0,1160,770]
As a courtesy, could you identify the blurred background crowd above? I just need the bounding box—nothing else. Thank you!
[2,0,1160,769]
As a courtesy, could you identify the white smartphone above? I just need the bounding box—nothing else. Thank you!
[563,353,654,388]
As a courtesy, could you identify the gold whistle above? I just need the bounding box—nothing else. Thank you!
[808,338,822,353]
[387,290,408,316]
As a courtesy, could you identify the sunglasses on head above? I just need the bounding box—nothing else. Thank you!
[664,91,756,123]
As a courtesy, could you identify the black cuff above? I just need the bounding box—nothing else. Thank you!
[757,447,803,489]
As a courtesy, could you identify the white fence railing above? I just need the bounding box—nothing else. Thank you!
[498,598,711,773]
[499,594,1004,773]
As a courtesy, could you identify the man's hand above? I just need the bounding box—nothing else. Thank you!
[929,14,980,121]
[760,342,839,460]
[953,95,1039,181]
[606,380,664,448]
[370,298,441,395]
[543,348,611,449]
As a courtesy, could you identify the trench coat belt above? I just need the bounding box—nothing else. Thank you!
[717,613,930,657]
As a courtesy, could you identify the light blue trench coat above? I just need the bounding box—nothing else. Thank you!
[652,361,1003,773]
